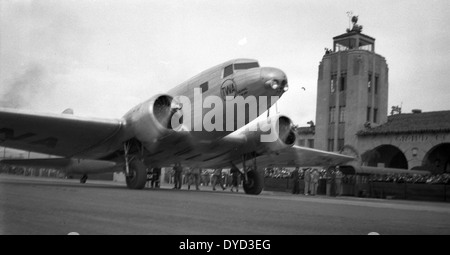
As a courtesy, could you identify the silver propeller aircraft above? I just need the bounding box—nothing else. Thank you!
[0,59,353,195]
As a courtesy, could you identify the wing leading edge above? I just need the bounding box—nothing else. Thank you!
[0,108,126,158]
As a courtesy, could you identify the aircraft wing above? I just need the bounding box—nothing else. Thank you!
[0,108,125,158]
[143,114,355,169]
[255,145,354,168]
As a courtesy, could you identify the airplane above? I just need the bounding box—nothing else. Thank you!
[0,58,354,195]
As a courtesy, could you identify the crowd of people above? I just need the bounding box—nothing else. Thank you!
[264,168,291,179]
[289,167,344,196]
[368,173,450,185]
[0,164,62,178]
[264,166,450,197]
[164,166,243,192]
[265,166,450,184]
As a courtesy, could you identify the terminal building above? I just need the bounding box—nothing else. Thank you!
[296,18,450,175]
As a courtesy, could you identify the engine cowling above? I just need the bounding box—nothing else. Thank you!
[124,94,180,144]
[239,115,296,153]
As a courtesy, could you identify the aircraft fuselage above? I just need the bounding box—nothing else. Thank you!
[122,59,289,168]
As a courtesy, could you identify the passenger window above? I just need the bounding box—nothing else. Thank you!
[223,65,233,78]
[200,82,208,93]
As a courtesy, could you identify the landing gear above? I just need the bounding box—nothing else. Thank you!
[123,141,147,190]
[80,174,88,184]
[243,170,264,195]
[242,154,264,195]
[125,160,147,189]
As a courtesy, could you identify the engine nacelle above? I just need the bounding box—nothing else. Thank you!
[124,94,180,144]
[239,115,296,153]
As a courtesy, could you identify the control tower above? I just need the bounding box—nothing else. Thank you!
[315,16,389,152]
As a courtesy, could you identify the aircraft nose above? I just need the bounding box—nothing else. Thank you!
[261,67,289,92]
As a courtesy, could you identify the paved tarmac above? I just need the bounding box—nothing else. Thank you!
[1,174,450,235]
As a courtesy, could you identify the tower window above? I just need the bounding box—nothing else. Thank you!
[374,108,378,123]
[329,107,335,123]
[375,76,379,94]
[368,74,372,92]
[338,139,345,151]
[367,107,371,122]
[328,139,334,152]
[308,139,314,148]
[330,76,336,93]
[340,75,346,91]
[339,106,345,123]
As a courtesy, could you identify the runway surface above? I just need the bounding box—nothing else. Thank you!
[1,174,450,235]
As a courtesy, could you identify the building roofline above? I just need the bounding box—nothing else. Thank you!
[333,31,376,41]
[357,110,450,136]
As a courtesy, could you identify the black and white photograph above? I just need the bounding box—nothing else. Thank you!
[1,0,450,239]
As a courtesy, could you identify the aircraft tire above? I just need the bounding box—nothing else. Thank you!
[126,160,147,190]
[243,169,264,195]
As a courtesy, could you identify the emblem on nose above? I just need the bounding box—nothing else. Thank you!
[221,79,237,99]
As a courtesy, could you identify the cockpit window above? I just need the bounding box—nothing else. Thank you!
[223,62,259,78]
[234,62,259,70]
[200,82,208,93]
[223,64,233,78]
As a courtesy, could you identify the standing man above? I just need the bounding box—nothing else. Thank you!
[189,167,201,191]
[325,168,334,196]
[212,168,226,191]
[201,169,210,187]
[230,165,241,192]
[173,163,183,189]
[304,168,311,195]
[185,167,192,190]
[330,169,336,196]
[335,168,344,196]
[146,168,153,188]
[310,169,320,196]
[151,167,161,188]
[291,167,300,194]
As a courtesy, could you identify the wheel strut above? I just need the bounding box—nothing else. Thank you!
[124,142,131,176]
[242,152,257,184]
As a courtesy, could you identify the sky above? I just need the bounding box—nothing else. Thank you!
[1,0,450,127]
